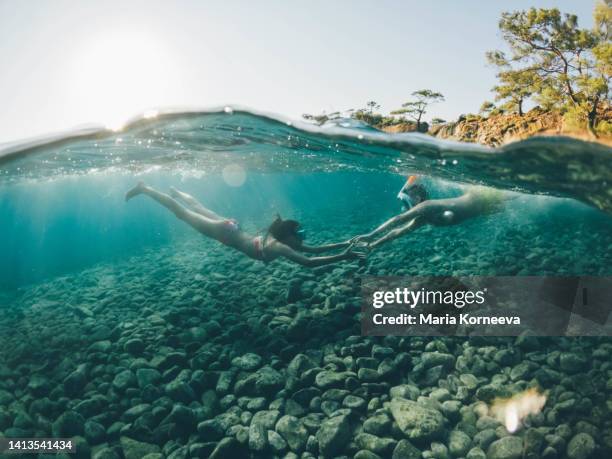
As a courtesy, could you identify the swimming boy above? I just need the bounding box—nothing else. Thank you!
[353,176,506,249]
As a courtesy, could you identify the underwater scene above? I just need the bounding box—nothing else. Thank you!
[0,109,611,459]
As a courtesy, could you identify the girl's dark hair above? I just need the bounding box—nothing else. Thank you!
[408,184,429,205]
[267,215,300,246]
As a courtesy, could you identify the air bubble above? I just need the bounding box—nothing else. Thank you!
[222,164,247,187]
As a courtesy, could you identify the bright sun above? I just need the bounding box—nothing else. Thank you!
[69,31,178,130]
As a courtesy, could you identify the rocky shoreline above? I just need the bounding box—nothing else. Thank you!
[381,108,612,147]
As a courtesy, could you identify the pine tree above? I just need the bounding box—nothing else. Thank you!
[487,3,611,135]
[391,90,445,131]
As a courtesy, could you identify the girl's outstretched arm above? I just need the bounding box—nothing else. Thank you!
[275,244,364,268]
[300,241,350,254]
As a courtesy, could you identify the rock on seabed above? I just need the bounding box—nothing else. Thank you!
[389,398,446,441]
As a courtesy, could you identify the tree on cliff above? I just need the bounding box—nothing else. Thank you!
[351,101,384,125]
[302,111,340,124]
[391,90,445,132]
[489,69,533,116]
[365,101,381,114]
[487,3,611,136]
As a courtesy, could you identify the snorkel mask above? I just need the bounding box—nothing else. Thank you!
[398,191,413,211]
[398,175,419,211]
[296,229,307,241]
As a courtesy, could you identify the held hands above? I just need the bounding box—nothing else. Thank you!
[348,233,374,244]
[343,242,368,261]
[348,235,371,251]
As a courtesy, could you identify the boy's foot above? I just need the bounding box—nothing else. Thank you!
[125,181,145,201]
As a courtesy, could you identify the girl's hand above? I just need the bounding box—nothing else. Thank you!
[348,235,370,250]
[344,243,367,260]
[349,235,369,244]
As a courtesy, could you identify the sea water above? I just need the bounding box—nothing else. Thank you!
[0,108,610,458]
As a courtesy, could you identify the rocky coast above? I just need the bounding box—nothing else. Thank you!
[382,108,612,147]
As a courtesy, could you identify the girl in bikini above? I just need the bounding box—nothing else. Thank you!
[125,182,364,267]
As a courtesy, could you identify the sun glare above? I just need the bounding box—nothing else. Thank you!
[69,31,178,130]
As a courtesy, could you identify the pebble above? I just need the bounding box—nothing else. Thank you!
[389,398,446,441]
[119,437,160,459]
[124,338,145,355]
[232,353,263,371]
[487,436,523,459]
[355,450,383,459]
[52,411,85,437]
[448,429,472,456]
[566,433,596,459]
[276,415,309,452]
[355,432,396,455]
[267,429,287,454]
[362,414,391,436]
[92,447,121,459]
[559,353,587,373]
[315,370,353,389]
[136,368,161,388]
[316,414,350,457]
[248,410,279,451]
[392,439,421,459]
[466,447,487,459]
[112,370,136,392]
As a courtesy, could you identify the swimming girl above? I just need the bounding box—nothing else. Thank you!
[353,176,507,249]
[125,182,364,267]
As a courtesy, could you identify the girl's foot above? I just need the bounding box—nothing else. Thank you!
[125,181,146,201]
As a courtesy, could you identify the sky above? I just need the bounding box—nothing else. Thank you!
[0,0,596,143]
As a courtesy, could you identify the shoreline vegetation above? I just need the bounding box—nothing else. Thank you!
[303,3,612,147]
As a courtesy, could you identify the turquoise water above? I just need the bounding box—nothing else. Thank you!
[0,109,611,458]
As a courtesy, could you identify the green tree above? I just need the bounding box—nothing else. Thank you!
[430,117,447,125]
[352,109,383,126]
[365,101,381,114]
[491,70,534,115]
[349,101,384,126]
[487,3,611,135]
[391,89,445,131]
[302,111,340,125]
[479,101,497,117]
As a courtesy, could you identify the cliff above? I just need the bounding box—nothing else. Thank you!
[380,108,612,147]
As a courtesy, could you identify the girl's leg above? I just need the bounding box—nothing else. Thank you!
[169,186,224,220]
[369,217,425,249]
[126,182,226,240]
